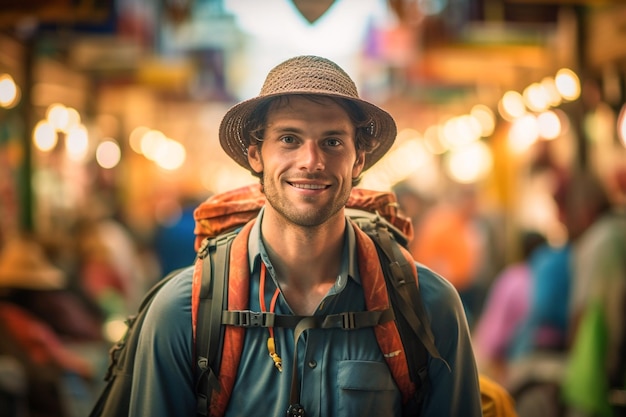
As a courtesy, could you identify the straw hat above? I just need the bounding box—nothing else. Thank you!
[0,237,66,290]
[219,55,397,172]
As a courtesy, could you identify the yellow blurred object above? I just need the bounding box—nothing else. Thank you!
[480,374,518,417]
[0,236,66,290]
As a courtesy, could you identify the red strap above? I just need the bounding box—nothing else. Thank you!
[208,220,254,416]
[352,223,416,404]
[191,256,203,344]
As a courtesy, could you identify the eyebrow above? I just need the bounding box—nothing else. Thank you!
[322,129,351,137]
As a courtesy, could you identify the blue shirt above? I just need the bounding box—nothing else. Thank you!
[511,243,572,357]
[130,212,482,416]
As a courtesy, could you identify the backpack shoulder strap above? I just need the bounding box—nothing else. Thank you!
[351,214,447,415]
[193,230,237,416]
[371,221,441,361]
[193,220,256,417]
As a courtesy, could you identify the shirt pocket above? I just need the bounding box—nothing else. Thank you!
[337,360,401,416]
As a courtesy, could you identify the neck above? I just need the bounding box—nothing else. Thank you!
[260,209,346,314]
[262,211,345,279]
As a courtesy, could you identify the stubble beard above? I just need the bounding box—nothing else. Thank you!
[261,174,352,228]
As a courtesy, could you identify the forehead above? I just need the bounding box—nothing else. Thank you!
[267,95,348,117]
[266,96,354,130]
[265,96,355,137]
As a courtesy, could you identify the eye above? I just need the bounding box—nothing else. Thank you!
[325,138,341,147]
[280,135,296,144]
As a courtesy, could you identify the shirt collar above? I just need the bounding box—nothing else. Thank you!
[247,207,360,285]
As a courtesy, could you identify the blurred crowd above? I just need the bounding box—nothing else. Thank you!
[470,166,626,417]
[0,201,187,417]
[394,157,626,417]
[0,160,625,417]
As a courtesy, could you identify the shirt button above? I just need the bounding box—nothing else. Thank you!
[308,360,317,369]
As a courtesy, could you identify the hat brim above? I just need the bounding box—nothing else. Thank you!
[219,92,397,172]
[0,237,67,291]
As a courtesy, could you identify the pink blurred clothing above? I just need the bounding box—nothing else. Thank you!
[473,262,531,365]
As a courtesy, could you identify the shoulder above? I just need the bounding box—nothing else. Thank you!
[529,243,570,276]
[415,262,463,316]
[415,262,468,334]
[136,266,195,368]
[153,266,194,305]
[578,212,626,251]
[143,267,194,333]
[414,262,483,413]
[130,266,197,415]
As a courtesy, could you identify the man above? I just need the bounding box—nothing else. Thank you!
[130,55,482,416]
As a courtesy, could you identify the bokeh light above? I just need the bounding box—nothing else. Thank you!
[96,139,122,169]
[65,124,90,161]
[33,120,58,152]
[443,140,493,184]
[499,91,526,121]
[555,68,581,101]
[0,74,20,108]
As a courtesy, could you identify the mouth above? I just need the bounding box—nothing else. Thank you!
[288,182,330,190]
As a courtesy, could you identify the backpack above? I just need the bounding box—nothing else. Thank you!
[89,184,513,417]
[192,185,445,417]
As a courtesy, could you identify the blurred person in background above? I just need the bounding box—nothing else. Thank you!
[0,235,98,417]
[73,207,150,322]
[509,240,572,359]
[507,168,615,417]
[508,168,582,359]
[472,229,547,385]
[410,183,485,326]
[1,237,104,344]
[561,167,626,417]
[152,195,206,276]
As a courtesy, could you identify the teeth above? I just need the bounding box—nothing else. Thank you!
[292,183,325,190]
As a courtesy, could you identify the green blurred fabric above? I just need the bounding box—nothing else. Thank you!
[562,300,612,417]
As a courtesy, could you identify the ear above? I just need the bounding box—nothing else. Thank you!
[352,151,365,178]
[247,145,263,174]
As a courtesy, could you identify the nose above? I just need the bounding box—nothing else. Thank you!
[298,141,324,171]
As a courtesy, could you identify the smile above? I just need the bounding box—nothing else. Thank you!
[289,182,328,190]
